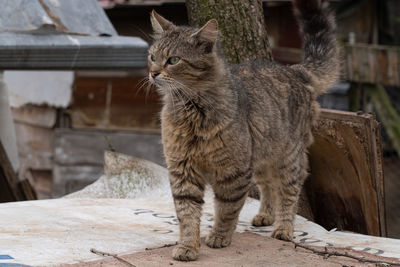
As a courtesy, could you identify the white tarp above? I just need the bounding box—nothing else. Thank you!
[0,152,399,266]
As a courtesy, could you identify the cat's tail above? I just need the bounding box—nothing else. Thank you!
[293,0,339,94]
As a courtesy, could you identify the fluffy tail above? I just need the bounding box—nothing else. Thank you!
[293,0,339,94]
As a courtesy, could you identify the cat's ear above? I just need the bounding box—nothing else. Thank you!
[150,10,174,38]
[191,19,218,45]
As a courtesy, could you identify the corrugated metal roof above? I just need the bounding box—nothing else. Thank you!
[98,0,338,9]
[99,0,184,9]
[0,0,117,36]
[0,0,148,70]
[0,33,148,70]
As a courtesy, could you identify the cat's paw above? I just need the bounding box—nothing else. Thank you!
[271,227,293,241]
[251,213,274,226]
[206,231,232,248]
[172,244,198,261]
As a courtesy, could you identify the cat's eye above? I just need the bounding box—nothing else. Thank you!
[167,57,180,65]
[150,54,156,62]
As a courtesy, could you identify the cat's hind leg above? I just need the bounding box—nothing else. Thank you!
[272,151,308,241]
[251,169,276,226]
[206,167,253,248]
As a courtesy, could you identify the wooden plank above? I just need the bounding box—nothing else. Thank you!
[307,109,386,237]
[344,44,400,86]
[384,157,400,238]
[70,76,161,131]
[14,121,54,170]
[388,49,399,87]
[11,105,57,128]
[0,140,23,202]
[19,179,37,200]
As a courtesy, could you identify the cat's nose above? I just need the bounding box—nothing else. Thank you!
[150,71,160,78]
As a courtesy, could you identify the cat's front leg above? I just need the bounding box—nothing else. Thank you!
[207,167,252,248]
[169,169,205,261]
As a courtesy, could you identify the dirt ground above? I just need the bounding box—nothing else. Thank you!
[61,232,400,267]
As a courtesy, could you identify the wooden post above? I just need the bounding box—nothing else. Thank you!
[366,84,400,156]
[0,140,23,202]
[0,140,37,202]
[0,71,19,172]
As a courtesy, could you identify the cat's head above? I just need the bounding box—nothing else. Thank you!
[148,11,219,94]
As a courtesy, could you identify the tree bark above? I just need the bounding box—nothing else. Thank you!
[186,0,273,64]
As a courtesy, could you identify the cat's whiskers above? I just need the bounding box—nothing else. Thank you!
[163,77,217,114]
[164,78,204,116]
[136,77,150,95]
[167,83,195,118]
[173,80,217,113]
[144,81,154,102]
[167,85,176,110]
[171,84,200,114]
[136,77,157,103]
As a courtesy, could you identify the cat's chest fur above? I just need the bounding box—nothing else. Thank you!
[160,104,236,175]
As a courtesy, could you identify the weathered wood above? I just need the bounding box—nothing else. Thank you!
[0,140,36,202]
[345,44,400,86]
[70,76,161,131]
[384,157,400,238]
[19,179,38,200]
[12,105,57,128]
[11,105,55,199]
[366,84,400,157]
[308,109,386,237]
[14,119,54,170]
[348,82,361,112]
[186,0,273,64]
[0,140,22,202]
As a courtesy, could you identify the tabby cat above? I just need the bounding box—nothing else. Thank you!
[148,0,338,261]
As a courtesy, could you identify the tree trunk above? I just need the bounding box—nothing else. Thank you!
[186,0,273,64]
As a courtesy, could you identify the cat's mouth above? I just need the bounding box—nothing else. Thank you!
[149,73,161,86]
[149,73,176,88]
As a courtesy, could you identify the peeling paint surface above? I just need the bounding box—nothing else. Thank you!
[0,154,399,266]
[5,71,73,108]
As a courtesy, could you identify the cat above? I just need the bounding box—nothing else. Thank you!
[147,0,339,261]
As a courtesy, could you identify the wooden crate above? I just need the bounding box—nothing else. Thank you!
[345,44,400,87]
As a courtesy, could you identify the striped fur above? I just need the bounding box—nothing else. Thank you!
[148,0,338,261]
